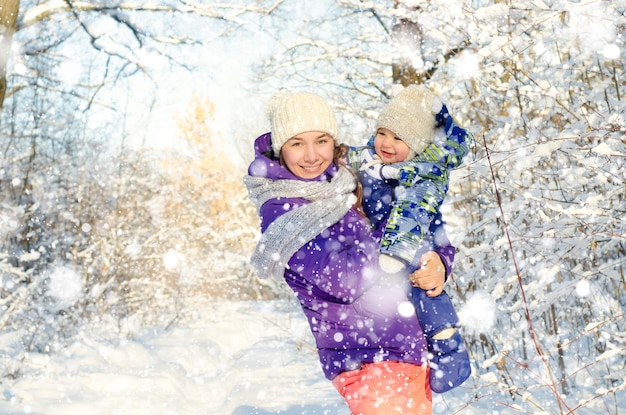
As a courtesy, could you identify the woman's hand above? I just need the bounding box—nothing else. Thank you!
[409,251,446,297]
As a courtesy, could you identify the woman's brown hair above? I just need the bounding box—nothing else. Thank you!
[335,144,366,218]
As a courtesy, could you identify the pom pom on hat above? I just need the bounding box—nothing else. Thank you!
[376,85,438,157]
[268,92,338,156]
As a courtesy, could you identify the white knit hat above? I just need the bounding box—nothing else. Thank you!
[376,85,438,157]
[268,92,338,156]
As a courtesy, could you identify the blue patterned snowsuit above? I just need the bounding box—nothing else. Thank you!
[347,105,471,271]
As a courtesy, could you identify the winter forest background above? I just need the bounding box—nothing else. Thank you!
[0,0,624,414]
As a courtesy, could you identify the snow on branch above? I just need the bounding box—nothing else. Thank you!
[20,0,287,29]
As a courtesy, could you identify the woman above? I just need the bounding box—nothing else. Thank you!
[244,92,454,414]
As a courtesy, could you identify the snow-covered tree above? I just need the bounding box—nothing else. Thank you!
[0,0,623,412]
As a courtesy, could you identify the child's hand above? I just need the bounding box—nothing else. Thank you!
[409,251,446,297]
[360,160,401,181]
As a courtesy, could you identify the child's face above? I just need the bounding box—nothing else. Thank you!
[374,128,411,163]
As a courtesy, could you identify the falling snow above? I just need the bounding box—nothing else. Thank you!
[47,267,84,309]
[0,0,624,414]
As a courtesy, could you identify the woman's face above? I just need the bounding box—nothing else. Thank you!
[374,127,411,163]
[280,131,335,179]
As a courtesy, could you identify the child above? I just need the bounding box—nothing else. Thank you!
[346,84,472,393]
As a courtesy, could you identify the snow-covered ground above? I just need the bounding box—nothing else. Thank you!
[0,298,493,415]
[0,299,342,415]
[0,297,622,414]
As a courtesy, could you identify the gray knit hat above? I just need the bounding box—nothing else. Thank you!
[268,92,338,156]
[376,85,438,157]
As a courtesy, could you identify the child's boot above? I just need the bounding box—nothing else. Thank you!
[412,287,471,393]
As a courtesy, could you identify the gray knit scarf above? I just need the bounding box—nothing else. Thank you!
[244,166,357,280]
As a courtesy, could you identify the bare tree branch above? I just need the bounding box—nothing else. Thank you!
[20,0,288,29]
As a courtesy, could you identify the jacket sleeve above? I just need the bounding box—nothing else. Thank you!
[435,103,472,170]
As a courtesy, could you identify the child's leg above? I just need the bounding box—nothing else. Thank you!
[411,286,459,339]
[380,176,447,270]
[411,287,472,393]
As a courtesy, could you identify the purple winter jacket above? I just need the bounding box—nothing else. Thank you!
[247,132,456,380]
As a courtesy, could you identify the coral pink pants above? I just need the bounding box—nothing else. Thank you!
[332,361,432,415]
